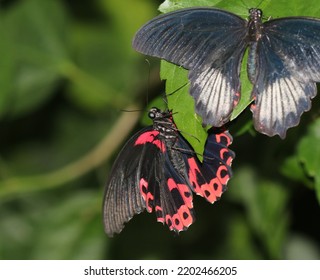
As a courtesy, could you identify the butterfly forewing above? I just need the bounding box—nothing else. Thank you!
[103,127,152,236]
[133,8,248,70]
[133,8,249,127]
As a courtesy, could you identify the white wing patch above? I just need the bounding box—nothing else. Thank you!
[251,76,316,138]
[189,66,239,127]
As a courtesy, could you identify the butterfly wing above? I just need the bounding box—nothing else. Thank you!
[185,128,235,203]
[188,50,245,126]
[133,8,248,127]
[251,17,320,138]
[103,126,197,236]
[103,127,152,237]
[137,137,196,233]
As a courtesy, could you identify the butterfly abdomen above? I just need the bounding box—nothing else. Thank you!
[247,9,264,84]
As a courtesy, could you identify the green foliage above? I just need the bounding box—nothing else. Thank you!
[297,119,320,202]
[0,0,319,260]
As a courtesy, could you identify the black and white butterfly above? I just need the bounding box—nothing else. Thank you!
[133,7,320,138]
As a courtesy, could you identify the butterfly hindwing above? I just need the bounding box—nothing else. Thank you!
[185,128,235,203]
[189,49,245,127]
[250,17,320,138]
[137,136,196,232]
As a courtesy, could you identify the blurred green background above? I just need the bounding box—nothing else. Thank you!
[0,0,319,260]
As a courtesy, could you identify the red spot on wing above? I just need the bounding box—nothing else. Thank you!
[216,165,231,185]
[155,205,164,223]
[165,205,193,232]
[220,147,233,166]
[177,205,193,228]
[201,178,223,203]
[233,92,240,107]
[188,158,203,195]
[135,131,166,152]
[163,178,194,231]
[215,132,232,146]
[139,178,154,212]
[167,178,193,208]
[187,158,231,204]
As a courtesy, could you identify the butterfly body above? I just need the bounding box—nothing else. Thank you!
[133,8,320,138]
[103,108,234,236]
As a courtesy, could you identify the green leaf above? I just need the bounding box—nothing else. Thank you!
[161,61,207,156]
[280,155,313,188]
[297,118,320,203]
[159,0,222,12]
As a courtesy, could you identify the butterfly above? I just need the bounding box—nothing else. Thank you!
[103,107,235,236]
[132,7,320,139]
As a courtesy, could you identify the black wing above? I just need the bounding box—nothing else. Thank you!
[251,17,320,138]
[103,127,196,236]
[185,127,235,203]
[133,8,249,127]
[103,127,151,237]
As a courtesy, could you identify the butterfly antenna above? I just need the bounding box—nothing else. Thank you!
[166,82,189,97]
[120,108,147,113]
[162,94,169,107]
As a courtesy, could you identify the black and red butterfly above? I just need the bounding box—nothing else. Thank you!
[103,107,235,237]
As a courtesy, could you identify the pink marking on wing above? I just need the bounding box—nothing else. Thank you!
[167,178,193,209]
[220,147,233,166]
[139,178,154,212]
[172,213,184,231]
[177,184,193,208]
[155,205,164,223]
[134,131,166,152]
[188,158,229,203]
[216,133,232,146]
[165,215,174,231]
[187,158,203,196]
[167,178,177,191]
[169,206,194,231]
[167,213,184,232]
[216,165,230,185]
[177,205,193,228]
[204,178,223,203]
[251,97,257,111]
[233,92,241,107]
[226,155,233,166]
